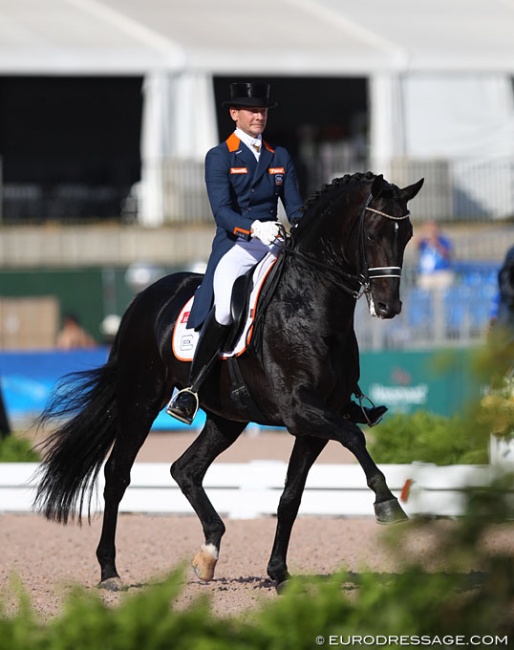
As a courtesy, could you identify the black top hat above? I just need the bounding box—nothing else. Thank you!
[222,82,278,109]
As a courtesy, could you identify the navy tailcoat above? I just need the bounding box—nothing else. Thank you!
[187,132,303,330]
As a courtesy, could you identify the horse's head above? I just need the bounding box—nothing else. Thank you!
[291,172,424,319]
[360,174,424,318]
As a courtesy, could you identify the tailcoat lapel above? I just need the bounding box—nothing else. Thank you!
[235,142,257,173]
[252,143,273,185]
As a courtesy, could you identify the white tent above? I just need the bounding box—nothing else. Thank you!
[1,0,514,222]
[2,0,513,75]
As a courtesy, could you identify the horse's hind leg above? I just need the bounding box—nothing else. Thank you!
[267,435,327,588]
[170,413,247,582]
[96,404,159,590]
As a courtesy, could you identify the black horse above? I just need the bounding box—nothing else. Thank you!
[34,171,423,590]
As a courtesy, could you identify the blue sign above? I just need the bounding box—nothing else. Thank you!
[0,348,198,431]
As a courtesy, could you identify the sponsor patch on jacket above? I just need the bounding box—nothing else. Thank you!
[269,167,285,186]
[230,167,248,174]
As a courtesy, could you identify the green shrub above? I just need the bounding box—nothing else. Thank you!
[368,410,489,465]
[0,434,39,462]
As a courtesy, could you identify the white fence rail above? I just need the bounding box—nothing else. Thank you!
[0,461,508,520]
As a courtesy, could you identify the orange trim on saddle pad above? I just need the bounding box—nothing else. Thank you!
[171,298,195,362]
[171,256,279,362]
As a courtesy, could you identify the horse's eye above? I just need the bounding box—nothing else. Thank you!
[366,233,376,242]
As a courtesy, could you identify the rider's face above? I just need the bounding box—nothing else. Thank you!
[229,106,268,138]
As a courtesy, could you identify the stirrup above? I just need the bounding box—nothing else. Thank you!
[165,387,199,425]
[355,391,382,427]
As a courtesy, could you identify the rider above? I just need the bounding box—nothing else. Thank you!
[166,81,386,427]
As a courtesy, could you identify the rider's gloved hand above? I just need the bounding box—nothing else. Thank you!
[251,220,281,246]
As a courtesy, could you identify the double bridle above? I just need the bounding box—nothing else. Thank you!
[285,193,410,299]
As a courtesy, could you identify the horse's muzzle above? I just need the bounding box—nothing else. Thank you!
[369,296,402,319]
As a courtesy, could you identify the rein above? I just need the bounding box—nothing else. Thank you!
[285,193,410,299]
[282,235,363,298]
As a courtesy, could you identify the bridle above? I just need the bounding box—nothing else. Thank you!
[284,192,410,299]
[357,194,410,288]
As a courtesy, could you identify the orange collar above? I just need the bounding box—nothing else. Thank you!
[225,133,275,153]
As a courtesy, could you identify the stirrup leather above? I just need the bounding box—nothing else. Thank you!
[165,387,199,425]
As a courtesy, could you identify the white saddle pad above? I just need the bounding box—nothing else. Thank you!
[172,252,279,362]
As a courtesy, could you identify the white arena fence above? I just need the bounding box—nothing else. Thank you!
[0,461,511,520]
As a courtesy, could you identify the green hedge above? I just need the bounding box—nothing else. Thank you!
[0,434,39,462]
[1,480,513,649]
[368,410,489,465]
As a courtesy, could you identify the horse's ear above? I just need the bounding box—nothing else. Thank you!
[371,174,385,199]
[401,178,424,202]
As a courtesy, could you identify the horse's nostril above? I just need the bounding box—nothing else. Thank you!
[377,300,402,318]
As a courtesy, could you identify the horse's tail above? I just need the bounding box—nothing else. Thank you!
[33,348,119,525]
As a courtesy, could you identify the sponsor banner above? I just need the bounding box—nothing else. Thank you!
[0,348,481,432]
[359,349,481,417]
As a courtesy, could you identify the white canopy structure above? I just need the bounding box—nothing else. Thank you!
[1,0,513,223]
[2,0,513,76]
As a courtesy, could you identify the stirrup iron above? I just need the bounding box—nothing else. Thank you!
[165,387,199,425]
[355,390,381,427]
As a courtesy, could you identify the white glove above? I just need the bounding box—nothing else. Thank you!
[251,220,280,246]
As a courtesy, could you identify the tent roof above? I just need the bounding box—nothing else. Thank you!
[1,0,513,76]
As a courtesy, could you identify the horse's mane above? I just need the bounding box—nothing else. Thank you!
[293,171,377,241]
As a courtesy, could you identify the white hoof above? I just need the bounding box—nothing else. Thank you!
[191,544,218,582]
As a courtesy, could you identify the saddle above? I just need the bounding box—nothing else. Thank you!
[172,252,279,362]
[224,268,254,352]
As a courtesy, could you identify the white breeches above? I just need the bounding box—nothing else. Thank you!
[213,238,281,325]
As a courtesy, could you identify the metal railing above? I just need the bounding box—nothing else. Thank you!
[2,155,514,224]
[155,154,514,224]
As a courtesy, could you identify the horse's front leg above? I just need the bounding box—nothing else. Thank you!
[283,392,407,525]
[342,420,408,524]
[170,413,247,582]
[267,435,327,588]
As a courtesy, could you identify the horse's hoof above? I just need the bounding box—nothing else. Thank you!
[374,498,409,525]
[276,579,290,594]
[98,577,125,591]
[191,544,219,582]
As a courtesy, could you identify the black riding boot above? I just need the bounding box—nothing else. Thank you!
[343,387,387,427]
[166,312,230,425]
[343,401,387,427]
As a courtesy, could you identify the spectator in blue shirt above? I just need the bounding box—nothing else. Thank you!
[416,220,454,290]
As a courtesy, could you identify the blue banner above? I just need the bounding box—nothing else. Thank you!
[0,348,200,431]
[0,347,481,432]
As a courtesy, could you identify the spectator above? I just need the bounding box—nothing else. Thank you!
[416,220,454,290]
[490,245,514,342]
[56,313,96,350]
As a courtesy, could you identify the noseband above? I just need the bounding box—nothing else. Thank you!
[358,197,410,286]
[284,192,410,299]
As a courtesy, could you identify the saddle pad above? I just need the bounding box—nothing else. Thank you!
[172,252,278,362]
